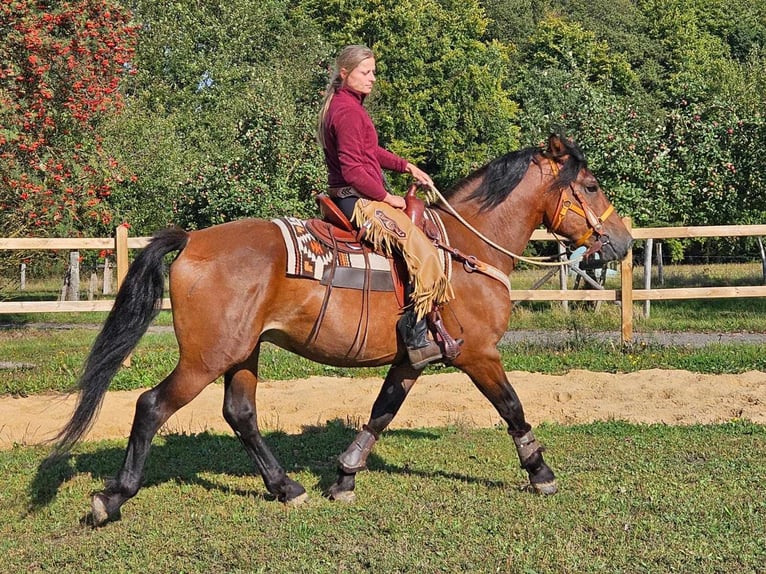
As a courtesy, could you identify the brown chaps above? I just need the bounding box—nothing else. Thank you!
[352,199,453,320]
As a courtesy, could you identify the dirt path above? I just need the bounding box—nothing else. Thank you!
[2,368,764,449]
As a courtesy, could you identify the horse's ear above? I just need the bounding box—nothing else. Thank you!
[547,134,568,160]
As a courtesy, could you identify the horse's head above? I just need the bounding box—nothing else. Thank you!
[541,134,632,265]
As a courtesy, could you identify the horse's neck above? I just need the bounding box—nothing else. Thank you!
[442,188,541,274]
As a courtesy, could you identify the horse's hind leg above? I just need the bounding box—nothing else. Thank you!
[91,364,215,526]
[328,362,421,502]
[458,351,557,495]
[222,348,307,505]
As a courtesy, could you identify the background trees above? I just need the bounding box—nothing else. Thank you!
[304,0,520,188]
[0,0,137,238]
[493,0,766,238]
[101,0,329,229]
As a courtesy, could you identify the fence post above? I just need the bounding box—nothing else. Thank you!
[64,251,80,301]
[558,243,569,313]
[103,257,112,295]
[20,263,26,291]
[656,241,664,286]
[116,224,129,290]
[620,217,633,344]
[88,272,98,300]
[115,224,131,366]
[643,238,653,319]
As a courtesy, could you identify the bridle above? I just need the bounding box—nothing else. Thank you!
[545,158,615,257]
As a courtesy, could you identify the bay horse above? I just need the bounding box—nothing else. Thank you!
[53,134,632,526]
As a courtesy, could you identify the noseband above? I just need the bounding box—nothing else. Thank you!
[546,159,615,256]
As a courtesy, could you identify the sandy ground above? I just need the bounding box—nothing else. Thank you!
[1,369,764,449]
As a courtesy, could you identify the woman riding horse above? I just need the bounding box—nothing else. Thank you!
[318,44,457,369]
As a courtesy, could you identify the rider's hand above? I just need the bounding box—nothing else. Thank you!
[383,193,406,209]
[406,163,434,188]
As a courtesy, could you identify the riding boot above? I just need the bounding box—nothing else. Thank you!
[397,308,442,369]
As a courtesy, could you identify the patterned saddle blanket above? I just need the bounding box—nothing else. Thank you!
[272,209,451,292]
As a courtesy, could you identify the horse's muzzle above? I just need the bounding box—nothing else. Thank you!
[581,235,633,266]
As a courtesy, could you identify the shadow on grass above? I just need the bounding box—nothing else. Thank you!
[29,420,505,513]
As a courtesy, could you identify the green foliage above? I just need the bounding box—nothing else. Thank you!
[4,0,764,247]
[98,107,192,232]
[303,0,520,187]
[508,7,766,235]
[174,85,325,227]
[521,14,637,94]
[103,0,329,232]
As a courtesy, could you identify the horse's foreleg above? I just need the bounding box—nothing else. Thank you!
[91,365,213,526]
[459,353,557,495]
[223,356,307,506]
[328,362,421,502]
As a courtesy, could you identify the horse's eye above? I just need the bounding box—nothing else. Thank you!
[586,184,599,193]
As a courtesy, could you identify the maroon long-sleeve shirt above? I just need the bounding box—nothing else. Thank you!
[322,87,408,201]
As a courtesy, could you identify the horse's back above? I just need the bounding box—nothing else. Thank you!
[178,218,283,268]
[167,218,402,367]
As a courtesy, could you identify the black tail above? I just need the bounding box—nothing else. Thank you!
[53,227,189,453]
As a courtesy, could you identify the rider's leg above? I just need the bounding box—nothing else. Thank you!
[332,196,359,221]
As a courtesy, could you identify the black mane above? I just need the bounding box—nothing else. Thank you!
[445,137,588,212]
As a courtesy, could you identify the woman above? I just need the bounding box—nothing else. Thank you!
[317,44,457,369]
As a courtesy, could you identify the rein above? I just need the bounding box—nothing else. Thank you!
[426,156,616,269]
[426,183,580,268]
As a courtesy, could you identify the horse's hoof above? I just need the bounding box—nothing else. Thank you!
[531,480,558,495]
[329,489,356,503]
[284,492,309,507]
[91,493,110,526]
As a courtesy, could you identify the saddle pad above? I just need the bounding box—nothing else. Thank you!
[273,216,391,282]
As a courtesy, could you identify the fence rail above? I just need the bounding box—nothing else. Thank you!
[2,220,765,343]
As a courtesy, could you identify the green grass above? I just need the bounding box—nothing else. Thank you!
[508,260,766,333]
[0,309,175,327]
[2,326,766,397]
[0,312,766,396]
[1,421,764,573]
[3,264,765,571]
[507,297,766,333]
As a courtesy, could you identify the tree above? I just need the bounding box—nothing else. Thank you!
[0,0,138,237]
[516,14,637,94]
[173,75,328,228]
[302,0,521,188]
[102,0,329,230]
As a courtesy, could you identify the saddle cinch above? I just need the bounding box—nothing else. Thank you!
[306,185,461,361]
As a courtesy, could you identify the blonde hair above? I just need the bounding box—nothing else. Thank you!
[317,44,375,148]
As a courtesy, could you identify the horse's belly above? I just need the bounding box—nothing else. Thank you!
[261,305,401,368]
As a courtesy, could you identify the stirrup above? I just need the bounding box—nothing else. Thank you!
[428,307,462,361]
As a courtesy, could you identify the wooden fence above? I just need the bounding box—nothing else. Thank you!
[2,220,766,343]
